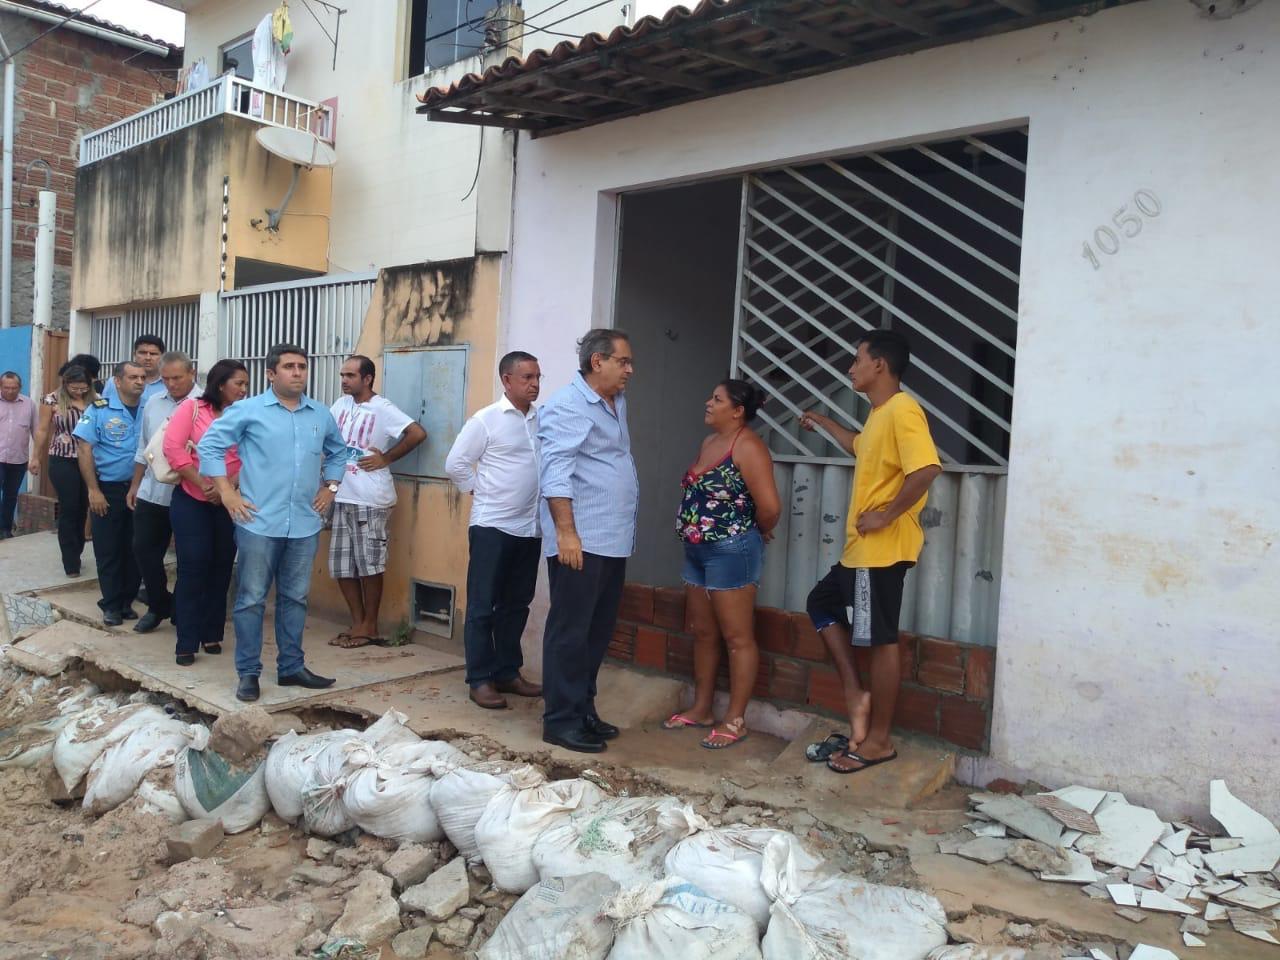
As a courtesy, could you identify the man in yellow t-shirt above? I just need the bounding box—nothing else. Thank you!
[799,329,941,775]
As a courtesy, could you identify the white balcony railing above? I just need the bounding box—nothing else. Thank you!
[79,75,334,167]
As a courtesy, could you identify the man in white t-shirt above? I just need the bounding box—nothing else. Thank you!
[328,355,427,648]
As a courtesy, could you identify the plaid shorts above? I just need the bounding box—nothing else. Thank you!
[328,503,390,578]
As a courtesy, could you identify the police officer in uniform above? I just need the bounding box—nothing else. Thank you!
[74,361,146,626]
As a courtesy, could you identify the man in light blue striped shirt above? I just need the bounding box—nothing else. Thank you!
[537,329,639,754]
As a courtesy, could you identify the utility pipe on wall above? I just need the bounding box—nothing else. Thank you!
[1,57,11,329]
[33,189,52,328]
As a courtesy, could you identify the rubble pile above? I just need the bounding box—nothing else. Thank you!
[940,781,1280,954]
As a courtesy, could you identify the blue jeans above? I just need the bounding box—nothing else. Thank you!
[232,528,318,678]
[681,528,764,590]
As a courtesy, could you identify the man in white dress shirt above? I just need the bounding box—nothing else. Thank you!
[445,352,545,710]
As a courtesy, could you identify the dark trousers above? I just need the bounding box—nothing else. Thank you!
[541,551,626,734]
[170,486,237,655]
[132,497,173,617]
[463,525,541,687]
[90,480,139,615]
[48,456,87,573]
[0,461,25,533]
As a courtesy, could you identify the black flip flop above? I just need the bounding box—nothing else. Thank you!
[805,733,849,762]
[827,748,898,774]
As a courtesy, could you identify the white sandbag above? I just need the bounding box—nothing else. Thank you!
[429,759,523,861]
[174,745,270,833]
[474,768,607,893]
[478,872,619,960]
[83,718,208,815]
[928,948,1026,960]
[53,702,168,791]
[760,833,947,960]
[136,766,188,823]
[663,818,787,932]
[532,796,697,889]
[359,708,421,749]
[263,729,351,823]
[343,739,468,843]
[0,714,74,768]
[606,876,762,960]
[301,735,369,837]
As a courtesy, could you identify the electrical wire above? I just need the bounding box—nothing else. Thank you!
[460,126,484,202]
[487,0,620,52]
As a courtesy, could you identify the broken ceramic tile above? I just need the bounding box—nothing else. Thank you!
[1161,828,1192,856]
[1041,848,1103,884]
[1061,829,1084,848]
[1108,883,1139,906]
[1185,848,1205,869]
[1182,931,1205,947]
[1129,868,1160,890]
[1030,793,1101,835]
[1082,883,1110,900]
[1204,903,1227,922]
[957,836,1013,865]
[976,795,1065,848]
[1139,888,1197,914]
[1157,858,1199,887]
[1088,949,1116,960]
[1114,907,1147,923]
[966,810,995,822]
[1161,882,1192,901]
[1203,841,1280,876]
[1181,916,1211,936]
[937,837,968,856]
[1128,946,1178,960]
[1228,907,1280,944]
[967,821,1008,838]
[1075,803,1164,870]
[1210,780,1280,846]
[1046,785,1107,814]
[1219,886,1280,910]
[1208,837,1244,852]
[1094,792,1129,814]
[1145,844,1175,871]
[1186,886,1207,901]
[1199,879,1241,896]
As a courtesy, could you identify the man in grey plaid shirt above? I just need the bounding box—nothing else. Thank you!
[327,356,426,648]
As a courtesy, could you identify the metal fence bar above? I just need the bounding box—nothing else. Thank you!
[89,300,200,369]
[913,144,1024,208]
[868,152,1022,245]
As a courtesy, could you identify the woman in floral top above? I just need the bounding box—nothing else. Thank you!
[663,379,780,749]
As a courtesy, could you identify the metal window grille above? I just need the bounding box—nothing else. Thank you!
[219,273,377,405]
[734,129,1026,468]
[89,300,200,370]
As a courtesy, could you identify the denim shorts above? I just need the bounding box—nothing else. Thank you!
[681,528,764,591]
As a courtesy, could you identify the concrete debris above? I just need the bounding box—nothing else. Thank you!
[165,818,224,863]
[401,856,469,921]
[1007,840,1074,875]
[306,837,337,860]
[291,863,346,887]
[383,843,439,892]
[392,924,435,958]
[436,914,476,948]
[330,869,403,944]
[208,706,276,763]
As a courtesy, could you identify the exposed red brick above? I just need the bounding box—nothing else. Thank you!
[917,661,966,694]
[634,627,667,670]
[16,494,56,534]
[940,696,989,751]
[608,621,636,662]
[985,778,1021,795]
[789,613,828,662]
[653,587,686,631]
[893,685,940,736]
[807,666,847,715]
[754,607,793,656]
[769,658,808,703]
[918,636,964,669]
[666,634,694,678]
[965,647,996,702]
[619,583,655,624]
[751,658,772,700]
[898,633,918,682]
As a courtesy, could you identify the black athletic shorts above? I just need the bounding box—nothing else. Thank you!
[805,561,913,647]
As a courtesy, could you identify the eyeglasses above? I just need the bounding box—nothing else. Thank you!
[605,355,635,370]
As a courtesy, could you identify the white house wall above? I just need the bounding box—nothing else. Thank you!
[181,0,631,271]
[504,0,1280,821]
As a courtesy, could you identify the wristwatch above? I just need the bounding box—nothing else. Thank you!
[326,482,339,494]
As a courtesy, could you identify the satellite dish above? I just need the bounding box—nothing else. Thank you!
[254,127,336,231]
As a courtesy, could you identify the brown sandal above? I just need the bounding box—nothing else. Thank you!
[332,634,374,649]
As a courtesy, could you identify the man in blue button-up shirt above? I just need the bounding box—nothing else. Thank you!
[74,361,146,626]
[198,344,345,703]
[537,328,640,754]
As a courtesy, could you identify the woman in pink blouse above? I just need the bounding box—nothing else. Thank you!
[164,360,249,666]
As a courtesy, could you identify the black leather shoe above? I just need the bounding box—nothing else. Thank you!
[134,611,165,633]
[102,610,123,627]
[278,667,336,689]
[543,728,607,754]
[236,675,260,702]
[121,607,138,621]
[584,714,620,740]
[175,653,195,666]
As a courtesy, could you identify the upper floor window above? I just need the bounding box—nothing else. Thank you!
[221,35,254,80]
[408,0,483,76]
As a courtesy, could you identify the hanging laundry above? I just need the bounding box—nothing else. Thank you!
[251,12,288,92]
[272,2,294,56]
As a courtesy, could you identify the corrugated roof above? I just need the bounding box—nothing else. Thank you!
[6,0,181,53]
[418,0,1131,136]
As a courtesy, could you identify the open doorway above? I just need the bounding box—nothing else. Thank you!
[613,178,743,587]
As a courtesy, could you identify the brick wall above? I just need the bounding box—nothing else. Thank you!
[611,582,997,751]
[0,10,177,325]
[16,492,55,533]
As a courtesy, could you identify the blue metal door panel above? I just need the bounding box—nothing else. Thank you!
[382,346,469,480]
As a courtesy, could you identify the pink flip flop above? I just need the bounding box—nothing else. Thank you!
[701,726,749,750]
[663,713,713,730]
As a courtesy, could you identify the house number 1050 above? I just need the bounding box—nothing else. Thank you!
[1081,189,1163,269]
